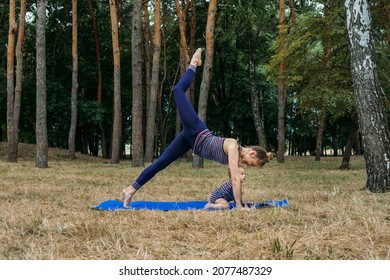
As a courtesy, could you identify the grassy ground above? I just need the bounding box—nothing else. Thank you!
[0,143,389,260]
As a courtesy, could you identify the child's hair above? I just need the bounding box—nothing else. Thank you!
[228,165,245,178]
[250,146,273,163]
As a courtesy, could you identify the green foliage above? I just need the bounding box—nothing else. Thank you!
[206,0,278,147]
[0,0,388,157]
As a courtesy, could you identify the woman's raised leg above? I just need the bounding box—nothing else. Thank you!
[173,48,206,145]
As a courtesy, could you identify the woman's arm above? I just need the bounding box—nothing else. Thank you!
[224,138,245,210]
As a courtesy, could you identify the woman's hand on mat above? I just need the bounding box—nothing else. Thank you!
[235,203,249,211]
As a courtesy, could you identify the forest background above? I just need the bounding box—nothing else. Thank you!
[1,0,389,166]
[1,0,390,261]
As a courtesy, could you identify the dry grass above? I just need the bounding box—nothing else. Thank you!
[0,142,389,260]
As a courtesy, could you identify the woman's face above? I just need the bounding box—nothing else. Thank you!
[241,150,262,167]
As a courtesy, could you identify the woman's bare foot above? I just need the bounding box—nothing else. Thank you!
[190,48,202,67]
[122,186,137,208]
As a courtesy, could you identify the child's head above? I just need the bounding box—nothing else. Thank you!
[228,166,246,183]
[242,146,273,168]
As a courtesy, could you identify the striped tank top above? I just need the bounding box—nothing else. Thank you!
[193,129,242,165]
[209,180,234,203]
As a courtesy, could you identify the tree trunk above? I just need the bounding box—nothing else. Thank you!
[87,0,107,158]
[192,0,218,169]
[277,0,286,163]
[188,0,196,108]
[6,0,17,162]
[68,0,78,159]
[186,0,197,163]
[142,1,152,116]
[314,111,325,161]
[132,0,144,167]
[355,132,362,155]
[13,0,27,161]
[109,0,122,164]
[36,0,48,168]
[245,3,267,149]
[157,2,168,156]
[145,0,161,163]
[345,0,390,192]
[248,63,267,149]
[339,118,358,170]
[314,1,331,162]
[174,0,193,161]
[174,0,190,136]
[289,0,296,32]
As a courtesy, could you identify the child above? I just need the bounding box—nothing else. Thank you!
[205,166,248,210]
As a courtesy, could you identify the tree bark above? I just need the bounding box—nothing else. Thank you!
[188,0,196,108]
[339,118,358,170]
[68,0,78,159]
[314,1,331,162]
[315,110,326,161]
[13,0,27,161]
[174,0,190,136]
[192,0,218,168]
[157,2,168,155]
[132,0,144,167]
[6,0,17,162]
[186,0,197,163]
[87,0,107,159]
[245,2,267,149]
[143,1,152,116]
[277,0,287,163]
[109,0,122,164]
[36,0,48,168]
[145,0,161,163]
[345,0,390,192]
[248,66,267,149]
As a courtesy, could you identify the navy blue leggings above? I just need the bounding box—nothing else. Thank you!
[132,67,207,190]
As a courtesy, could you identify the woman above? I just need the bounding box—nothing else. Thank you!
[122,48,272,210]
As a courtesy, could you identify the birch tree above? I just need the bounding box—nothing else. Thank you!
[345,0,390,192]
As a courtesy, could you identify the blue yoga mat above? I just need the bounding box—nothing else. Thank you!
[92,199,289,211]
